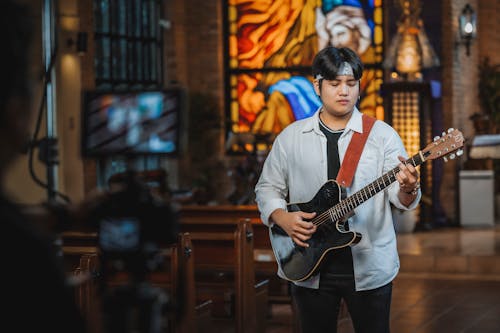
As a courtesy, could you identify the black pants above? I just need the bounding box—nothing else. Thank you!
[290,275,392,333]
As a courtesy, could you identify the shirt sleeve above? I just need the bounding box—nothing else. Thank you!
[254,136,289,226]
[384,128,422,211]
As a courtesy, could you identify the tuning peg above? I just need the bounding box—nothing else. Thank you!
[442,131,446,137]
[447,128,455,133]
[433,136,440,142]
[450,153,456,159]
[443,156,448,162]
[456,149,464,156]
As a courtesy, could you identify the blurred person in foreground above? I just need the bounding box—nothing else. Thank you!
[0,1,93,332]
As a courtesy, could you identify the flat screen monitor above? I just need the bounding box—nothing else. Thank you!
[81,89,182,157]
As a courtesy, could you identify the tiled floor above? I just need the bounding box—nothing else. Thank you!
[264,224,500,333]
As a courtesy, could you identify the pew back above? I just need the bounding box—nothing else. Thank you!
[179,205,349,332]
[61,231,210,333]
[180,217,268,333]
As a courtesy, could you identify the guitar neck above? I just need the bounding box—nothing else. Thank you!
[330,151,429,218]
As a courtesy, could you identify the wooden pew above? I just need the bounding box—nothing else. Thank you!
[179,205,350,332]
[61,231,211,333]
[179,205,260,219]
[248,218,290,303]
[179,216,269,333]
[179,206,286,304]
[60,238,102,333]
[149,232,213,333]
[65,250,99,318]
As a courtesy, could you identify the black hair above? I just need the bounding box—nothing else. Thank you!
[311,47,364,81]
[0,0,34,113]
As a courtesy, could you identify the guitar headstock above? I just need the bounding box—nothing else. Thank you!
[422,128,465,162]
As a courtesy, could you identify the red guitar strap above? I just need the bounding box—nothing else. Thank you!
[336,114,376,188]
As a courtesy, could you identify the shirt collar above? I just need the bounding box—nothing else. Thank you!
[301,106,364,134]
[300,107,322,134]
[345,107,363,134]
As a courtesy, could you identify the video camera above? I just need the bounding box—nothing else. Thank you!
[80,89,184,333]
[88,170,180,333]
[92,171,178,275]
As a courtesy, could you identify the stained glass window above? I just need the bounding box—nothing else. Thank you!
[226,0,384,153]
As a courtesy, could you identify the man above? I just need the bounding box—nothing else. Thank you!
[0,1,89,332]
[255,46,421,333]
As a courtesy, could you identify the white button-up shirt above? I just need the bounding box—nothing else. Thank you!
[255,108,421,291]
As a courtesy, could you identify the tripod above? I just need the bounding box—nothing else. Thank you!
[101,279,170,333]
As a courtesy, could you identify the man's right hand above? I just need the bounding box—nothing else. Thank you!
[270,209,317,247]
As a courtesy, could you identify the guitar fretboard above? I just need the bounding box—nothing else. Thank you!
[325,151,429,223]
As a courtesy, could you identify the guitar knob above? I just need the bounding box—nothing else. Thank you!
[433,136,440,142]
[456,149,464,156]
[450,153,456,159]
[443,156,448,162]
[442,131,446,137]
[447,128,455,133]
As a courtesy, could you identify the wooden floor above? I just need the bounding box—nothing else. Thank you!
[263,224,500,333]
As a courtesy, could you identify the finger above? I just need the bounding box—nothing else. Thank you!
[293,235,310,248]
[398,161,415,183]
[401,164,417,178]
[296,222,316,235]
[398,156,411,172]
[395,172,403,185]
[398,162,409,173]
[399,157,419,180]
[301,211,317,220]
[398,168,409,183]
[403,163,418,178]
[295,231,312,242]
[409,167,419,179]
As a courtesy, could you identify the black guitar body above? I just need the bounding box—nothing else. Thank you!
[268,129,465,282]
[270,180,362,282]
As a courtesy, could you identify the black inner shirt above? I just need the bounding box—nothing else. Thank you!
[318,118,354,279]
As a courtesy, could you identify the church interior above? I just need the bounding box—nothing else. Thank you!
[3,0,500,332]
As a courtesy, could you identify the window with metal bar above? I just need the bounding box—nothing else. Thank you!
[92,0,165,188]
[93,0,163,90]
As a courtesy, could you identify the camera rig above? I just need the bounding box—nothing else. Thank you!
[89,169,179,333]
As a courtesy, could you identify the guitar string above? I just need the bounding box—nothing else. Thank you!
[310,152,422,228]
[307,131,458,226]
[310,166,401,227]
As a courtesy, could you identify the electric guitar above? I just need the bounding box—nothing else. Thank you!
[269,128,465,282]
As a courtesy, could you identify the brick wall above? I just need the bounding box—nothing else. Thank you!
[164,0,500,212]
[478,0,500,65]
[40,0,497,212]
[440,0,499,224]
[166,0,231,203]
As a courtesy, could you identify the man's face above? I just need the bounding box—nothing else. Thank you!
[314,75,359,117]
